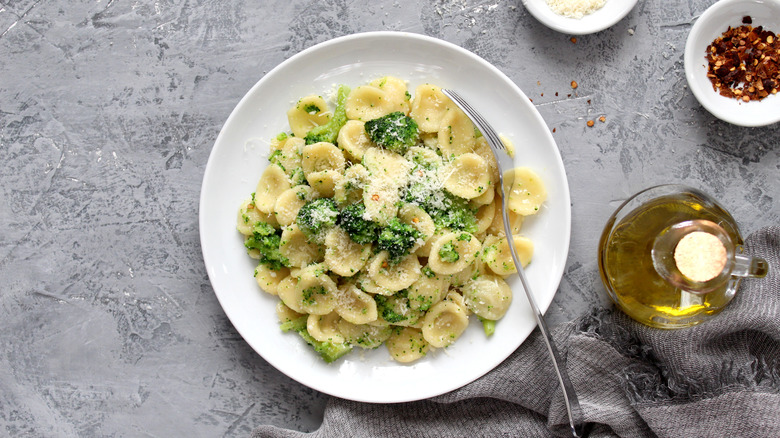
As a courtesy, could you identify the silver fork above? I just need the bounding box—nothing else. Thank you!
[442,89,588,438]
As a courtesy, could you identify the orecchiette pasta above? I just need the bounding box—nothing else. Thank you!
[421,300,469,348]
[441,153,490,200]
[302,142,346,175]
[437,108,478,157]
[280,224,322,268]
[428,232,482,275]
[409,84,452,133]
[346,84,399,121]
[407,274,449,311]
[307,312,345,344]
[335,283,378,325]
[367,251,421,292]
[237,76,548,364]
[398,204,435,250]
[294,264,338,315]
[463,275,513,320]
[336,120,372,162]
[482,234,534,276]
[238,198,277,235]
[337,320,392,349]
[369,76,411,114]
[287,95,331,138]
[505,167,547,216]
[254,165,292,214]
[276,301,303,325]
[274,185,316,227]
[324,227,371,277]
[254,264,289,296]
[386,327,429,363]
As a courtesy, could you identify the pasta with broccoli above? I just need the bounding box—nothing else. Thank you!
[238,76,547,363]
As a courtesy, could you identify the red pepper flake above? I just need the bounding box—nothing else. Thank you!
[599,115,606,123]
[371,194,380,201]
[705,17,780,102]
[570,37,577,44]
[586,120,595,127]
[412,217,420,223]
[552,127,557,133]
[571,80,578,89]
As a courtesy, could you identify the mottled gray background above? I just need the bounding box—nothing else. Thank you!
[1,0,777,436]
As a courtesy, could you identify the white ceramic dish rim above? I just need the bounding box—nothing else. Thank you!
[522,0,639,35]
[684,0,780,127]
[199,31,572,403]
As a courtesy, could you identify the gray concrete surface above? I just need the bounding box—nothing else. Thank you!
[1,0,777,436]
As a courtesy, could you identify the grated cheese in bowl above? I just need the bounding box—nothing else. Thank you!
[545,0,607,19]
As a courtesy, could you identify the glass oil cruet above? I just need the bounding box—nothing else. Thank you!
[598,185,769,329]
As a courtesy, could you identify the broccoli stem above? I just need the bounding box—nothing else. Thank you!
[297,329,353,363]
[280,315,308,332]
[479,317,496,337]
[281,316,352,363]
[304,85,351,145]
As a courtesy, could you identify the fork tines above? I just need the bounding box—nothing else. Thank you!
[441,89,506,151]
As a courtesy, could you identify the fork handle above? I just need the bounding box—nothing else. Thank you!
[500,201,588,438]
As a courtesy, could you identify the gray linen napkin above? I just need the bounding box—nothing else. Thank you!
[253,227,779,438]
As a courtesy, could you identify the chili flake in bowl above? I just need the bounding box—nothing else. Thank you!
[706,20,779,102]
[684,0,780,126]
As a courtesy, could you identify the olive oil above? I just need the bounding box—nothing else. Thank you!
[598,187,743,328]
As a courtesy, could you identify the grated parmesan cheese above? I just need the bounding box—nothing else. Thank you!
[545,0,607,19]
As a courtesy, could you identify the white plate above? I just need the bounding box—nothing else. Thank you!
[522,0,638,35]
[684,0,780,127]
[199,32,571,403]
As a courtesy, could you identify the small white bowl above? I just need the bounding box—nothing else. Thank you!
[684,0,780,127]
[522,0,638,35]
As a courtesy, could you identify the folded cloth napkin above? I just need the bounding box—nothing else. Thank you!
[253,227,779,438]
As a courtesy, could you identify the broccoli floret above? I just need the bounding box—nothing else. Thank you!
[289,167,307,186]
[429,196,478,233]
[438,240,460,263]
[338,202,379,244]
[244,222,289,270]
[374,290,419,324]
[282,316,352,363]
[268,149,285,171]
[364,111,420,155]
[296,198,339,240]
[404,183,477,233]
[304,85,350,145]
[403,164,478,233]
[377,217,422,263]
[303,103,321,114]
